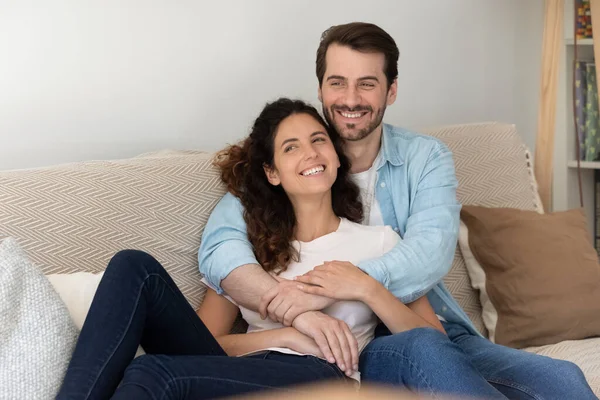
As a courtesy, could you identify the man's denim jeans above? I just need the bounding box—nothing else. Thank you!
[361,323,597,399]
[56,250,348,400]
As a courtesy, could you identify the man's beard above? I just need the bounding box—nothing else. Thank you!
[324,104,385,141]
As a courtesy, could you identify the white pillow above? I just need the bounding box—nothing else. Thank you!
[46,270,146,357]
[458,221,499,342]
[0,237,78,400]
[46,271,105,330]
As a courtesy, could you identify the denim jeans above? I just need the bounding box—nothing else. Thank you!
[56,250,349,400]
[362,323,597,399]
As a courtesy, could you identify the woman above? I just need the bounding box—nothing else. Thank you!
[56,98,425,400]
[57,98,507,400]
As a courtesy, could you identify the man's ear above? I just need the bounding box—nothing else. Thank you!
[263,164,281,186]
[386,79,398,106]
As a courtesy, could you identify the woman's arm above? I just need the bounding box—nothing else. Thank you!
[294,262,445,334]
[363,280,445,334]
[197,289,324,357]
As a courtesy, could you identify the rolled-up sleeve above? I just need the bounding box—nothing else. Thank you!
[198,193,258,294]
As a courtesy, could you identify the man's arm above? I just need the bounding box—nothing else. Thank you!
[198,193,277,310]
[198,192,334,314]
[357,140,460,304]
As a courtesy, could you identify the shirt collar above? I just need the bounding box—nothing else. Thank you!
[376,123,404,169]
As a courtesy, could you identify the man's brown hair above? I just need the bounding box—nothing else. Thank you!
[316,22,399,88]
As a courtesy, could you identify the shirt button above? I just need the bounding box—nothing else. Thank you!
[380,182,386,188]
[442,306,448,312]
[393,227,399,232]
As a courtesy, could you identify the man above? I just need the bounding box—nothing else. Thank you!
[199,22,595,399]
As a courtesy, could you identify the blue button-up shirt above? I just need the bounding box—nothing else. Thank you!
[199,123,480,336]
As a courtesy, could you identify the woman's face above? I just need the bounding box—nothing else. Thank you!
[265,113,341,200]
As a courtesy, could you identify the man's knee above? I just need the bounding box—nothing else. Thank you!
[366,327,451,359]
[360,328,457,382]
[548,359,588,384]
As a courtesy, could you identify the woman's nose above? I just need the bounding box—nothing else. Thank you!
[304,146,318,160]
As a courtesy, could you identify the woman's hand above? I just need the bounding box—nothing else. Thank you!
[281,327,324,359]
[294,261,379,302]
[292,311,358,376]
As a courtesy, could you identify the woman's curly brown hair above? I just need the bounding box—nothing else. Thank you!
[213,98,363,273]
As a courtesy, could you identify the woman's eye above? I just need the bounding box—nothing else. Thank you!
[313,137,326,143]
[284,145,296,153]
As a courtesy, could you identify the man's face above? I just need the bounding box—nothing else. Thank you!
[318,44,397,141]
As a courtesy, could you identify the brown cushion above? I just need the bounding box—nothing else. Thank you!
[460,206,600,348]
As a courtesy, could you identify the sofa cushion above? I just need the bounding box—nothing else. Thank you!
[46,271,146,358]
[459,206,600,348]
[421,122,543,335]
[0,150,226,309]
[524,338,600,397]
[0,237,78,399]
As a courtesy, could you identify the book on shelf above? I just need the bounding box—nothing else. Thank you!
[575,60,600,161]
[577,0,593,39]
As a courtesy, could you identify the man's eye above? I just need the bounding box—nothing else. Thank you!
[361,82,375,88]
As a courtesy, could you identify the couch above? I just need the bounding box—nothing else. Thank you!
[0,122,598,396]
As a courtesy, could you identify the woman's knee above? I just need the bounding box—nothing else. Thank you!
[105,249,163,277]
[119,355,173,395]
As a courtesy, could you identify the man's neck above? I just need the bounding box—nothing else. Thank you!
[345,125,383,173]
[292,193,340,242]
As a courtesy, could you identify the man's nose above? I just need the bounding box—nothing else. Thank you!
[343,86,361,109]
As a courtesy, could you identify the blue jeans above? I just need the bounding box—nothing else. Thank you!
[361,323,597,399]
[56,250,349,400]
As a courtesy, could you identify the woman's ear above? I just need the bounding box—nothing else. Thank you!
[263,164,281,186]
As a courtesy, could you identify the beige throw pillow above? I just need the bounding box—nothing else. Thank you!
[459,206,600,348]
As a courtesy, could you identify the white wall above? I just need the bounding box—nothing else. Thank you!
[0,0,544,170]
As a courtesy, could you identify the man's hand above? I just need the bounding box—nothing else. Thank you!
[259,277,336,326]
[292,311,358,377]
[294,261,378,302]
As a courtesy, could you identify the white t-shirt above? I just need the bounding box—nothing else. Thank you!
[205,218,399,382]
[351,163,384,226]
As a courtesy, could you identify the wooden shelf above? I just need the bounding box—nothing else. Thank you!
[567,160,600,169]
[565,38,594,45]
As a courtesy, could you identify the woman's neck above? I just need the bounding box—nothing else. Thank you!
[291,193,340,242]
